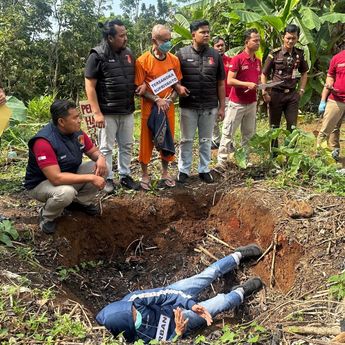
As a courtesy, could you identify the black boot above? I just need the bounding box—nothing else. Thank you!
[234,243,262,260]
[232,277,263,298]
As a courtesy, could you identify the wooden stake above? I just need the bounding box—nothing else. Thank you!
[256,241,273,263]
[270,233,278,288]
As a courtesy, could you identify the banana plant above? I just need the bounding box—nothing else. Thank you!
[173,0,345,109]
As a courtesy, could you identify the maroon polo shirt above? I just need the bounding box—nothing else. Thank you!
[328,50,345,103]
[229,51,261,104]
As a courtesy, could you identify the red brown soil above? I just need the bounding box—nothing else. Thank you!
[42,184,301,305]
[54,192,305,289]
[1,175,344,341]
[208,191,302,293]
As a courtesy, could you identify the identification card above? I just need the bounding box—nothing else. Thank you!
[292,68,297,79]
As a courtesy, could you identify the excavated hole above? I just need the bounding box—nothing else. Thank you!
[47,187,302,315]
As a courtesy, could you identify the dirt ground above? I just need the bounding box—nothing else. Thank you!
[1,170,344,343]
[1,118,344,343]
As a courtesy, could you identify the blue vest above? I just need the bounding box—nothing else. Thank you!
[24,123,85,190]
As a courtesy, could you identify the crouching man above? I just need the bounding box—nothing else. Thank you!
[97,244,263,343]
[24,99,107,234]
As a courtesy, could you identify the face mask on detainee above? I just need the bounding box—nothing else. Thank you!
[135,310,142,330]
[158,40,172,53]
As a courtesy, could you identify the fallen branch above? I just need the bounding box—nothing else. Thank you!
[284,325,341,336]
[207,233,235,250]
[197,246,219,261]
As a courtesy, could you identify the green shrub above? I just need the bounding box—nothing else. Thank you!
[27,94,56,123]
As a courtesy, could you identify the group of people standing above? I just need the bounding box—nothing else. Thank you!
[1,16,343,343]
[83,20,310,191]
[85,19,227,192]
[21,18,345,234]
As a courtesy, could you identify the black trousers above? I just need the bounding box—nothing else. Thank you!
[269,89,299,148]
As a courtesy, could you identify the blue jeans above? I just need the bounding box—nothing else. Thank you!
[178,108,218,174]
[167,255,242,334]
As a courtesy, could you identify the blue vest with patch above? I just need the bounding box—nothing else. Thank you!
[24,122,84,190]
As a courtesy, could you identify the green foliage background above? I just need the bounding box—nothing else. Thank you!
[1,0,345,105]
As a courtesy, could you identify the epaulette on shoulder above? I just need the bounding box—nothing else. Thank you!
[268,47,281,59]
[295,47,304,52]
[272,47,282,53]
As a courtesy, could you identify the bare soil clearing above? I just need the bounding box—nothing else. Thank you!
[1,173,344,343]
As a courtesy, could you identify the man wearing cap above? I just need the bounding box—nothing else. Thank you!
[261,24,308,148]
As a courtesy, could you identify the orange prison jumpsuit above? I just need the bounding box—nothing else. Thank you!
[135,51,182,164]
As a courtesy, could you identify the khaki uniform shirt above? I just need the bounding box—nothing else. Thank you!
[262,46,308,90]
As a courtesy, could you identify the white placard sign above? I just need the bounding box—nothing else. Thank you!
[149,70,178,95]
[79,100,98,145]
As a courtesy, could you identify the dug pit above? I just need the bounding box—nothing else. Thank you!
[42,186,302,315]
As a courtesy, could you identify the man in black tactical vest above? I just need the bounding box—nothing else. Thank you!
[176,20,225,184]
[85,19,140,193]
[24,100,107,234]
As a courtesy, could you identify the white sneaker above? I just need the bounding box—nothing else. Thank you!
[103,179,115,193]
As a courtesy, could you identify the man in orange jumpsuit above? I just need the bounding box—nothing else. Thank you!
[135,24,189,189]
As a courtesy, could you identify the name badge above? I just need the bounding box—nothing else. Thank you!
[155,314,170,341]
[187,58,194,62]
[60,155,66,160]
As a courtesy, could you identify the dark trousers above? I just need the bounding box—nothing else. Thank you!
[269,89,299,148]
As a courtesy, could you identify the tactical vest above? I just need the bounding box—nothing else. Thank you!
[178,45,220,109]
[91,43,135,115]
[24,123,84,190]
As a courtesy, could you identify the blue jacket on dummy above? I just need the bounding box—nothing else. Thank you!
[96,286,197,343]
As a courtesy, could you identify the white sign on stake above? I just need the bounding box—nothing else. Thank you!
[149,70,178,95]
[79,100,98,145]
